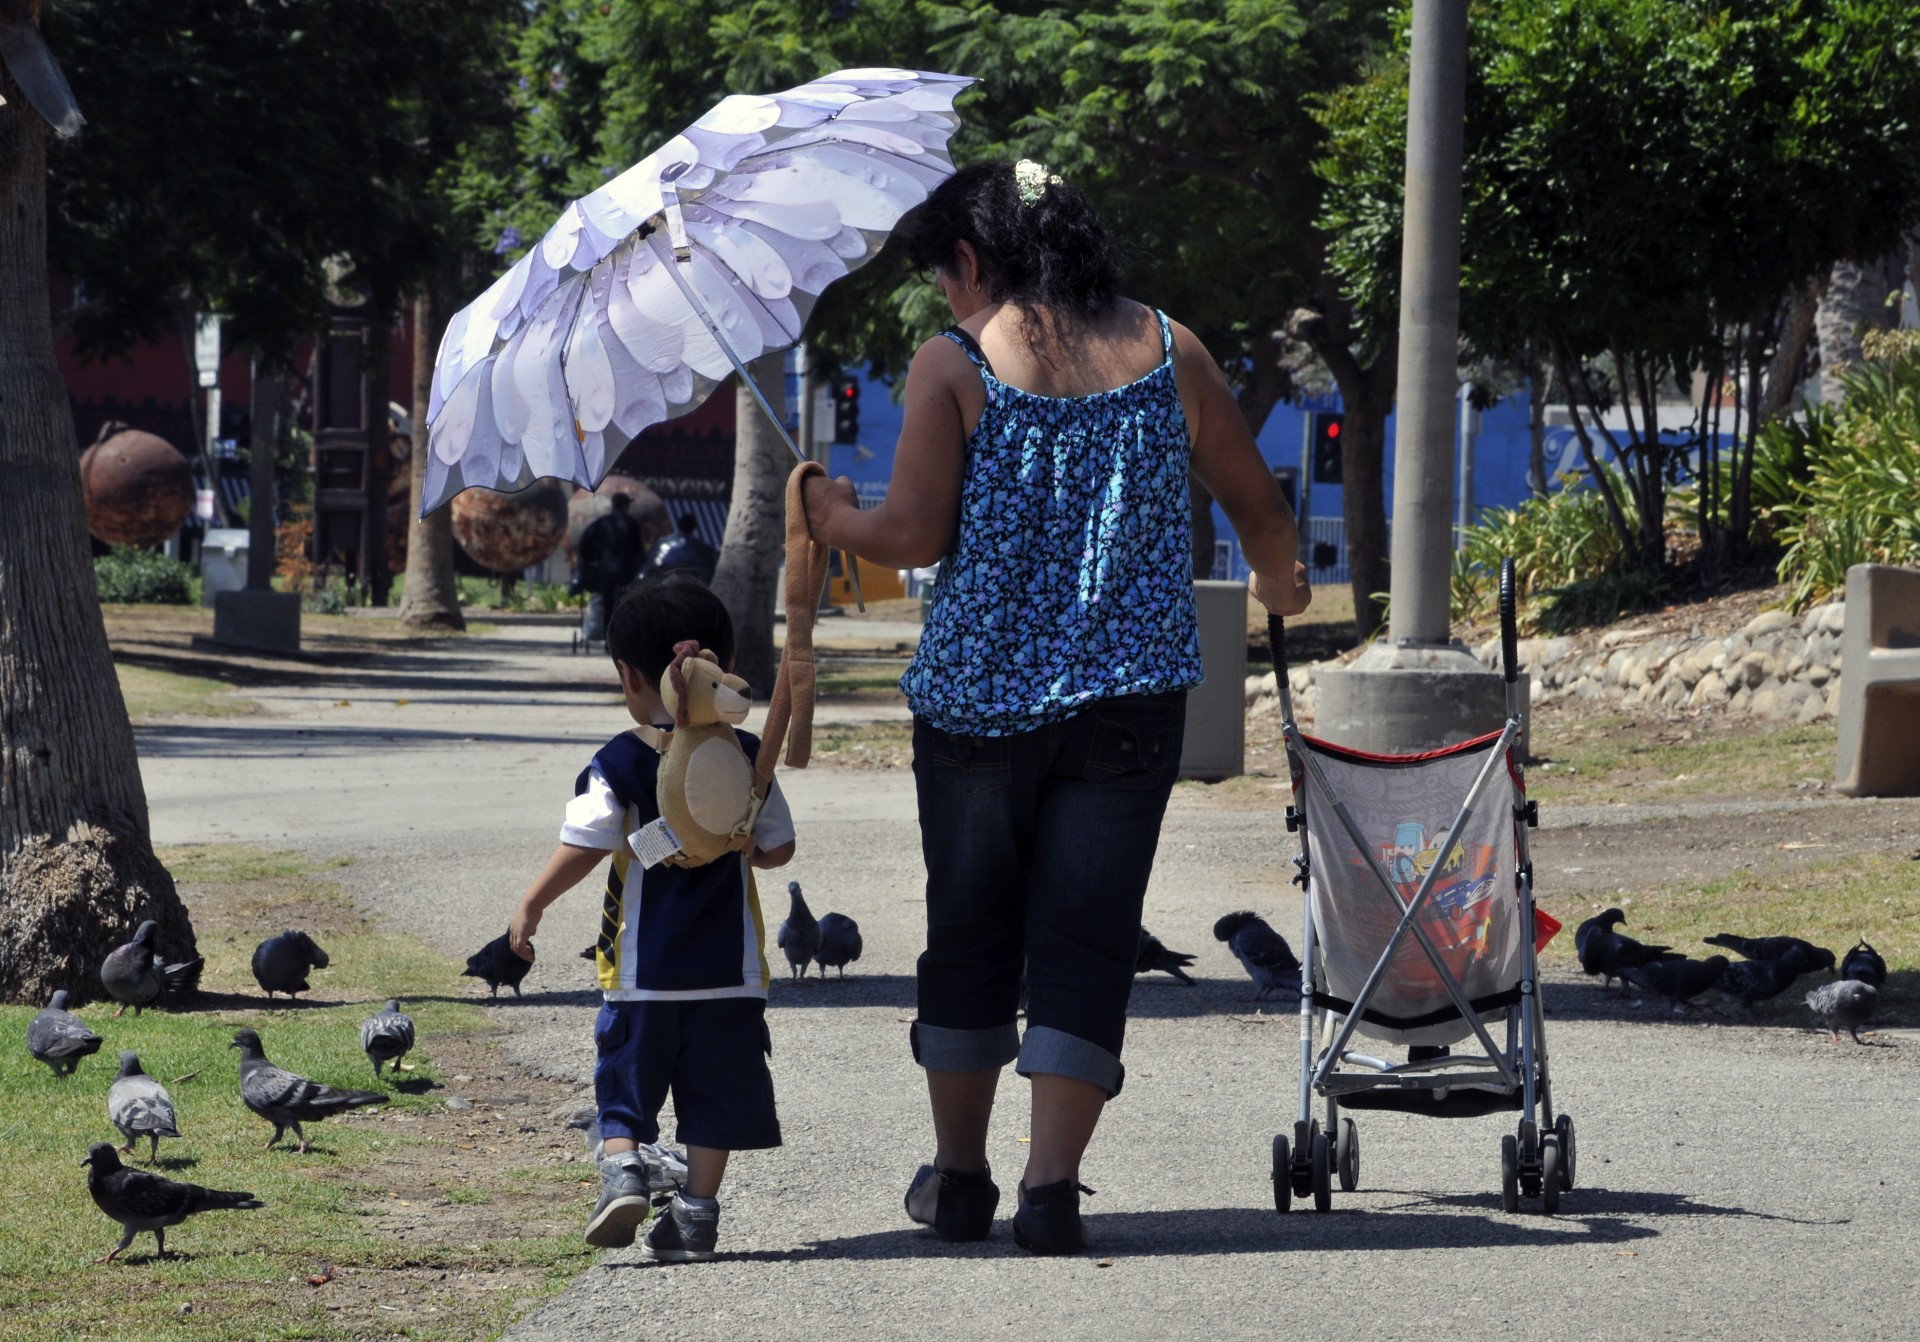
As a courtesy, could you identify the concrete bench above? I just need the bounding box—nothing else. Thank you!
[1835,564,1920,796]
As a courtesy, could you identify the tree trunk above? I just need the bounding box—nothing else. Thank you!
[398,283,465,631]
[1525,348,1549,498]
[711,353,789,696]
[1814,251,1903,405]
[362,295,394,606]
[1335,378,1392,642]
[0,18,194,1005]
[1758,281,1820,423]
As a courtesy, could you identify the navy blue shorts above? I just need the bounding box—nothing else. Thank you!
[593,997,781,1151]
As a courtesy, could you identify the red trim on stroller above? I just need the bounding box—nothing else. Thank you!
[1298,727,1508,767]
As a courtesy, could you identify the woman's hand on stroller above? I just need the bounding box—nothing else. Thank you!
[1252,561,1312,618]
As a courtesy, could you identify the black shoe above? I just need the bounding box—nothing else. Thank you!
[1012,1178,1094,1255]
[904,1163,1000,1241]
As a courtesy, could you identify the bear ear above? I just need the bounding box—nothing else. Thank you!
[720,672,750,695]
[697,648,718,664]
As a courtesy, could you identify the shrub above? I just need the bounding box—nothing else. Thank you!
[94,547,193,605]
[1452,469,1639,632]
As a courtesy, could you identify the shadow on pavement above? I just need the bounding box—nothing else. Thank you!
[135,722,602,757]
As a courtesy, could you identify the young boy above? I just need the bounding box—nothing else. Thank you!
[508,575,794,1261]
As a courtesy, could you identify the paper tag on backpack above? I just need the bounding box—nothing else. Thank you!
[629,818,684,869]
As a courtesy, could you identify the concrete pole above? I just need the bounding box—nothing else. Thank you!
[1386,0,1469,644]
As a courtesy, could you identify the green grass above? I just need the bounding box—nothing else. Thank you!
[804,720,914,768]
[1527,714,1839,807]
[0,845,584,1341]
[116,665,263,721]
[814,659,909,697]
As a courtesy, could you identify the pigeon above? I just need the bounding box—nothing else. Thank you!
[1213,911,1303,1001]
[462,930,534,999]
[106,1051,180,1161]
[1703,932,1836,976]
[1806,979,1879,1044]
[1575,908,1683,990]
[1717,956,1805,1009]
[81,1143,262,1263]
[359,999,415,1076]
[1135,926,1197,985]
[230,1027,387,1153]
[565,1106,606,1163]
[1621,954,1728,1011]
[777,882,821,984]
[1840,939,1888,988]
[27,989,102,1077]
[99,920,204,1017]
[814,912,863,979]
[251,930,331,1001]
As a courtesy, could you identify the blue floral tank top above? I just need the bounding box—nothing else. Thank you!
[901,309,1202,736]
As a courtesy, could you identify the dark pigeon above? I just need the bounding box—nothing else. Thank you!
[359,999,416,1076]
[777,882,821,984]
[1703,932,1836,976]
[251,930,331,1001]
[99,920,203,1017]
[230,1027,386,1153]
[1717,956,1805,1009]
[462,931,534,999]
[1575,908,1683,990]
[107,1051,180,1161]
[1135,926,1197,985]
[1840,939,1888,988]
[814,912,863,979]
[82,1142,262,1262]
[1621,954,1728,1011]
[1213,911,1303,1002]
[28,989,102,1077]
[1806,979,1879,1043]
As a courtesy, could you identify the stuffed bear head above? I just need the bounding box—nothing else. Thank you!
[661,646,751,728]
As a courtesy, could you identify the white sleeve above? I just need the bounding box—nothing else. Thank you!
[753,776,796,851]
[559,764,629,851]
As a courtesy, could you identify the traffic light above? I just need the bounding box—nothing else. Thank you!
[831,376,860,443]
[1310,411,1344,484]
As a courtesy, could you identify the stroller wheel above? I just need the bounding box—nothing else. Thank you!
[1336,1118,1360,1192]
[1293,1119,1321,1200]
[1271,1135,1292,1214]
[1539,1137,1562,1214]
[1309,1131,1332,1212]
[1499,1134,1520,1213]
[1555,1114,1577,1190]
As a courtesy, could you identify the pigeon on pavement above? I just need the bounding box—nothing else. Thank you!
[99,920,203,1017]
[1213,911,1303,1001]
[815,912,863,979]
[1575,908,1683,990]
[230,1027,387,1152]
[359,1000,416,1076]
[778,882,821,984]
[1840,939,1888,988]
[1703,932,1836,976]
[1806,979,1879,1044]
[1621,954,1728,1011]
[107,1051,180,1161]
[1717,956,1805,1009]
[82,1143,262,1263]
[1135,926,1197,985]
[462,931,534,999]
[251,930,331,1001]
[28,989,102,1077]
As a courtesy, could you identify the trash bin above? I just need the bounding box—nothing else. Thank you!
[1179,580,1248,780]
[200,528,250,606]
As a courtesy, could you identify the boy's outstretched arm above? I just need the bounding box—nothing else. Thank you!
[750,839,796,870]
[509,843,608,962]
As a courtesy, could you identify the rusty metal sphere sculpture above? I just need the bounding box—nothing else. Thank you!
[449,477,570,573]
[79,428,194,547]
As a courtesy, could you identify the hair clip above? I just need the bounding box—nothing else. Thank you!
[1014,159,1062,205]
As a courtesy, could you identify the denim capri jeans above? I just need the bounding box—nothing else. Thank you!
[909,690,1186,1098]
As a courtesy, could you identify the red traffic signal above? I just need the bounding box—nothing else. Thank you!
[1310,411,1344,484]
[831,376,861,443]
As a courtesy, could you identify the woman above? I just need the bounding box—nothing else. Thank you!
[804,159,1311,1254]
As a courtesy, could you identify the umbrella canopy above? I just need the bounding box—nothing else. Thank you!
[422,67,974,516]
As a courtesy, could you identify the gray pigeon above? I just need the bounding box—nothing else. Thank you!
[1621,954,1728,1011]
[359,999,416,1076]
[1718,956,1805,1009]
[251,930,331,1001]
[1840,939,1887,988]
[1576,908,1684,990]
[230,1027,387,1153]
[1703,932,1836,976]
[777,882,821,984]
[107,1051,180,1161]
[81,1143,262,1263]
[1136,926,1197,985]
[28,989,102,1077]
[1213,911,1303,1001]
[814,912,863,979]
[99,920,203,1017]
[1806,979,1879,1044]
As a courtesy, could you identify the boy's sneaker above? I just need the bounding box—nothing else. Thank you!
[645,1191,720,1262]
[1012,1178,1094,1255]
[584,1155,654,1248]
[904,1163,1000,1241]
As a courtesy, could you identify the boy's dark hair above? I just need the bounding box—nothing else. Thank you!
[607,572,736,687]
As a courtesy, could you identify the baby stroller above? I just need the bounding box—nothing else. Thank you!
[1269,559,1572,1214]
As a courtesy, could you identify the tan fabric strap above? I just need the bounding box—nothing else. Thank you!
[752,462,832,792]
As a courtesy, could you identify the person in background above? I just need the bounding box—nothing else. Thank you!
[648,512,720,586]
[575,492,644,642]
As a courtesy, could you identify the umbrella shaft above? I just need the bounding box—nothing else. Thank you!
[656,249,808,468]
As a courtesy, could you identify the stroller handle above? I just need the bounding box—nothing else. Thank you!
[1268,613,1288,685]
[1498,557,1518,684]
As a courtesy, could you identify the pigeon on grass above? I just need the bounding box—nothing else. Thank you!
[100,921,203,1017]
[1135,927,1197,985]
[107,1052,180,1161]
[462,931,534,999]
[82,1143,262,1263]
[778,882,821,984]
[28,990,102,1077]
[1575,908,1683,991]
[359,1000,416,1076]
[1717,957,1805,1009]
[1621,955,1728,1012]
[1840,939,1887,988]
[251,930,331,1001]
[1703,932,1836,976]
[815,912,863,979]
[1806,979,1879,1044]
[1213,911,1303,1002]
[230,1028,386,1153]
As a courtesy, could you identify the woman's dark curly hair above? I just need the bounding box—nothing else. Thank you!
[892,161,1121,325]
